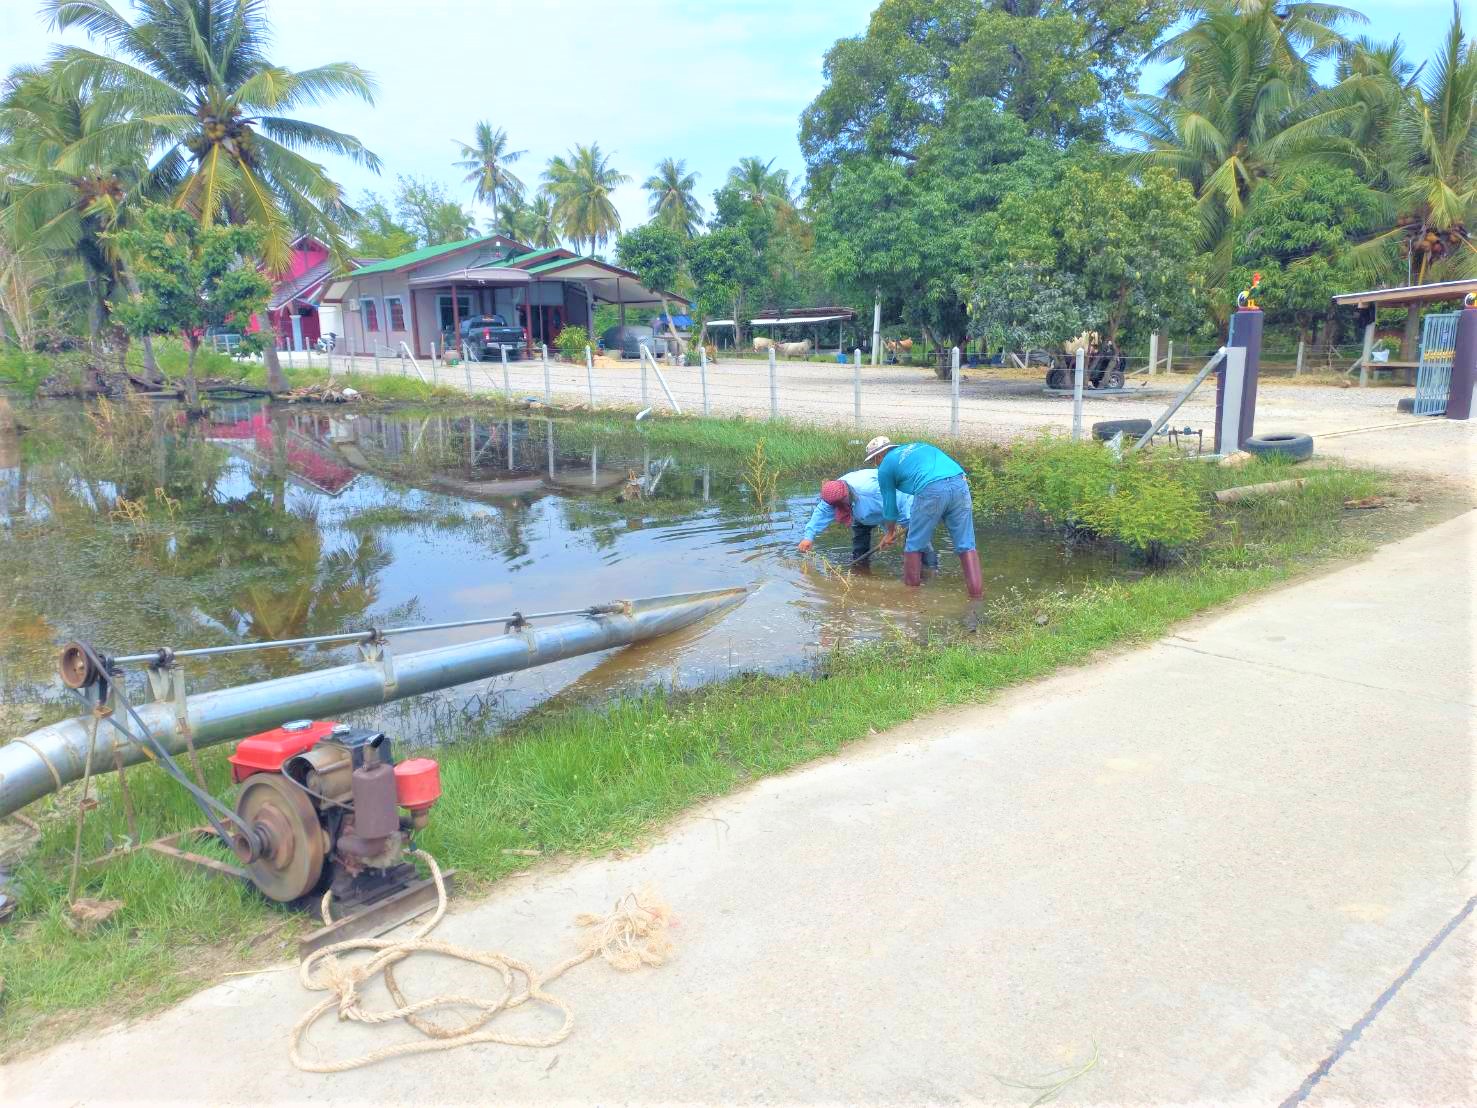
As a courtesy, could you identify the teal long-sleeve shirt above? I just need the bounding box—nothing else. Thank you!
[877,443,964,522]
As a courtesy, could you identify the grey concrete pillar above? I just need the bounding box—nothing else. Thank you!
[1447,307,1477,421]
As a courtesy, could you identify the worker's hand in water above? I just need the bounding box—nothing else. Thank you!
[797,538,814,553]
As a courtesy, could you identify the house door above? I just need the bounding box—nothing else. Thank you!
[290,315,304,351]
[437,295,473,338]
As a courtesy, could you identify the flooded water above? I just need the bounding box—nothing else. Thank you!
[0,398,1122,740]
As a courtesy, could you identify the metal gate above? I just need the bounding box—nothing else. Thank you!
[1414,312,1460,415]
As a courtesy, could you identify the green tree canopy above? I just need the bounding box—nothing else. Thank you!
[616,222,687,350]
[812,102,1053,347]
[800,0,1187,175]
[967,158,1205,344]
[1227,168,1385,337]
[109,203,269,405]
[393,177,476,247]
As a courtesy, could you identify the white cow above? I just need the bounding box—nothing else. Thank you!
[778,340,813,358]
[753,336,775,353]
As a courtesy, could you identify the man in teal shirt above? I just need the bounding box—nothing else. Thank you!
[865,435,983,598]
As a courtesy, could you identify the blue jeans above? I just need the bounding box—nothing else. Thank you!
[904,474,976,553]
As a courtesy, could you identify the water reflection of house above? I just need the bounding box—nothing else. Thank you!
[206,405,359,496]
[299,413,633,503]
[320,234,685,358]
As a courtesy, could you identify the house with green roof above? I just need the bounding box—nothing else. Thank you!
[321,234,685,359]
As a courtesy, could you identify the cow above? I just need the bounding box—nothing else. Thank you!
[778,340,813,358]
[883,337,915,363]
[753,336,775,353]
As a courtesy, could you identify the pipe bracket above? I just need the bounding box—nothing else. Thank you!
[359,637,398,698]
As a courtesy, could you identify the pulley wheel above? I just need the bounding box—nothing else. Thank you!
[235,774,326,902]
[58,641,100,690]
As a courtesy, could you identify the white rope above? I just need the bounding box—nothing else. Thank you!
[290,851,672,1072]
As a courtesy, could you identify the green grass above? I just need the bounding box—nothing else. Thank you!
[0,410,1437,1055]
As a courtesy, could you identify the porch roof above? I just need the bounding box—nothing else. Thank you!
[1332,278,1477,308]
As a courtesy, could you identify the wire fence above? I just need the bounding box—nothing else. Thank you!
[277,343,1251,447]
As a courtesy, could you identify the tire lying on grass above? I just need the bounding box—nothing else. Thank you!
[1242,432,1314,461]
[1091,418,1152,442]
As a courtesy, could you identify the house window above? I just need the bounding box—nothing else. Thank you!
[360,298,380,332]
[385,296,406,332]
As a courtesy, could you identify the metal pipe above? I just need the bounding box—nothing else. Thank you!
[0,587,749,819]
[110,605,637,665]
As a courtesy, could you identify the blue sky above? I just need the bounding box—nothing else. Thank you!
[0,0,1467,245]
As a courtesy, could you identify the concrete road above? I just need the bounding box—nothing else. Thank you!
[5,513,1474,1106]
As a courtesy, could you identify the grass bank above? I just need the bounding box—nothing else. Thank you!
[0,421,1454,1055]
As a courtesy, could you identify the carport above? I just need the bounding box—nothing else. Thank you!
[1333,279,1477,418]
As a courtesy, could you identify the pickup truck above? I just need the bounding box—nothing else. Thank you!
[457,315,524,360]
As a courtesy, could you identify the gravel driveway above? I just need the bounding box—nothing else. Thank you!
[313,351,1476,483]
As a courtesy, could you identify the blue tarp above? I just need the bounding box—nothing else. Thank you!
[653,314,693,329]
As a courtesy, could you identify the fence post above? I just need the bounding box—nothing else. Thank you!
[500,346,510,402]
[541,343,551,404]
[640,345,650,406]
[1073,347,1086,440]
[585,345,595,408]
[463,348,472,393]
[1167,339,1174,374]
[1359,320,1374,388]
[306,347,313,371]
[699,345,710,417]
[768,346,778,419]
[950,346,960,438]
[1295,339,1305,377]
[871,291,882,367]
[373,346,381,376]
[1148,333,1159,376]
[853,348,862,428]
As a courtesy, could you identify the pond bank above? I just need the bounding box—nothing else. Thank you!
[0,393,1468,1055]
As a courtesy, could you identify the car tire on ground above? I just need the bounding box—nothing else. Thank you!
[1242,432,1314,461]
[1396,397,1415,413]
[1091,418,1152,442]
[1099,365,1125,390]
[1045,368,1069,389]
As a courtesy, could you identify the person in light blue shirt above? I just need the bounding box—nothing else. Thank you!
[865,435,983,598]
[796,469,936,572]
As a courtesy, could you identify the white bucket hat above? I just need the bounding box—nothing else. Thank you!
[863,435,894,463]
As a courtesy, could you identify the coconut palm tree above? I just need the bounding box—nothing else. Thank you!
[1349,5,1477,353]
[1124,1,1364,274]
[454,121,525,214]
[727,156,793,215]
[524,193,560,248]
[0,64,159,370]
[542,143,628,255]
[643,157,703,236]
[44,0,381,390]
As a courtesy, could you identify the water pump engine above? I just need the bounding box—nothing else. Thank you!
[227,720,441,903]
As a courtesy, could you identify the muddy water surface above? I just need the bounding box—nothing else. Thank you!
[0,400,1122,741]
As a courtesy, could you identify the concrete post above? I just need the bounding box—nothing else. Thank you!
[700,346,710,417]
[372,347,381,376]
[871,292,882,367]
[500,346,510,401]
[1148,333,1159,376]
[1446,307,1477,421]
[1217,347,1247,454]
[1072,347,1086,440]
[950,346,961,438]
[1295,339,1305,377]
[1359,320,1375,388]
[541,344,551,404]
[853,348,862,428]
[585,345,595,409]
[1223,308,1263,449]
[768,346,778,419]
[641,346,649,406]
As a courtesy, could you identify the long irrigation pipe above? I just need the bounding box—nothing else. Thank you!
[110,605,634,666]
[0,587,749,820]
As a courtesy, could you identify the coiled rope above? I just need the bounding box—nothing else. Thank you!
[290,852,673,1072]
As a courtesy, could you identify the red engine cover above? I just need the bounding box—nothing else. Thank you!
[229,719,340,783]
[394,757,441,811]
